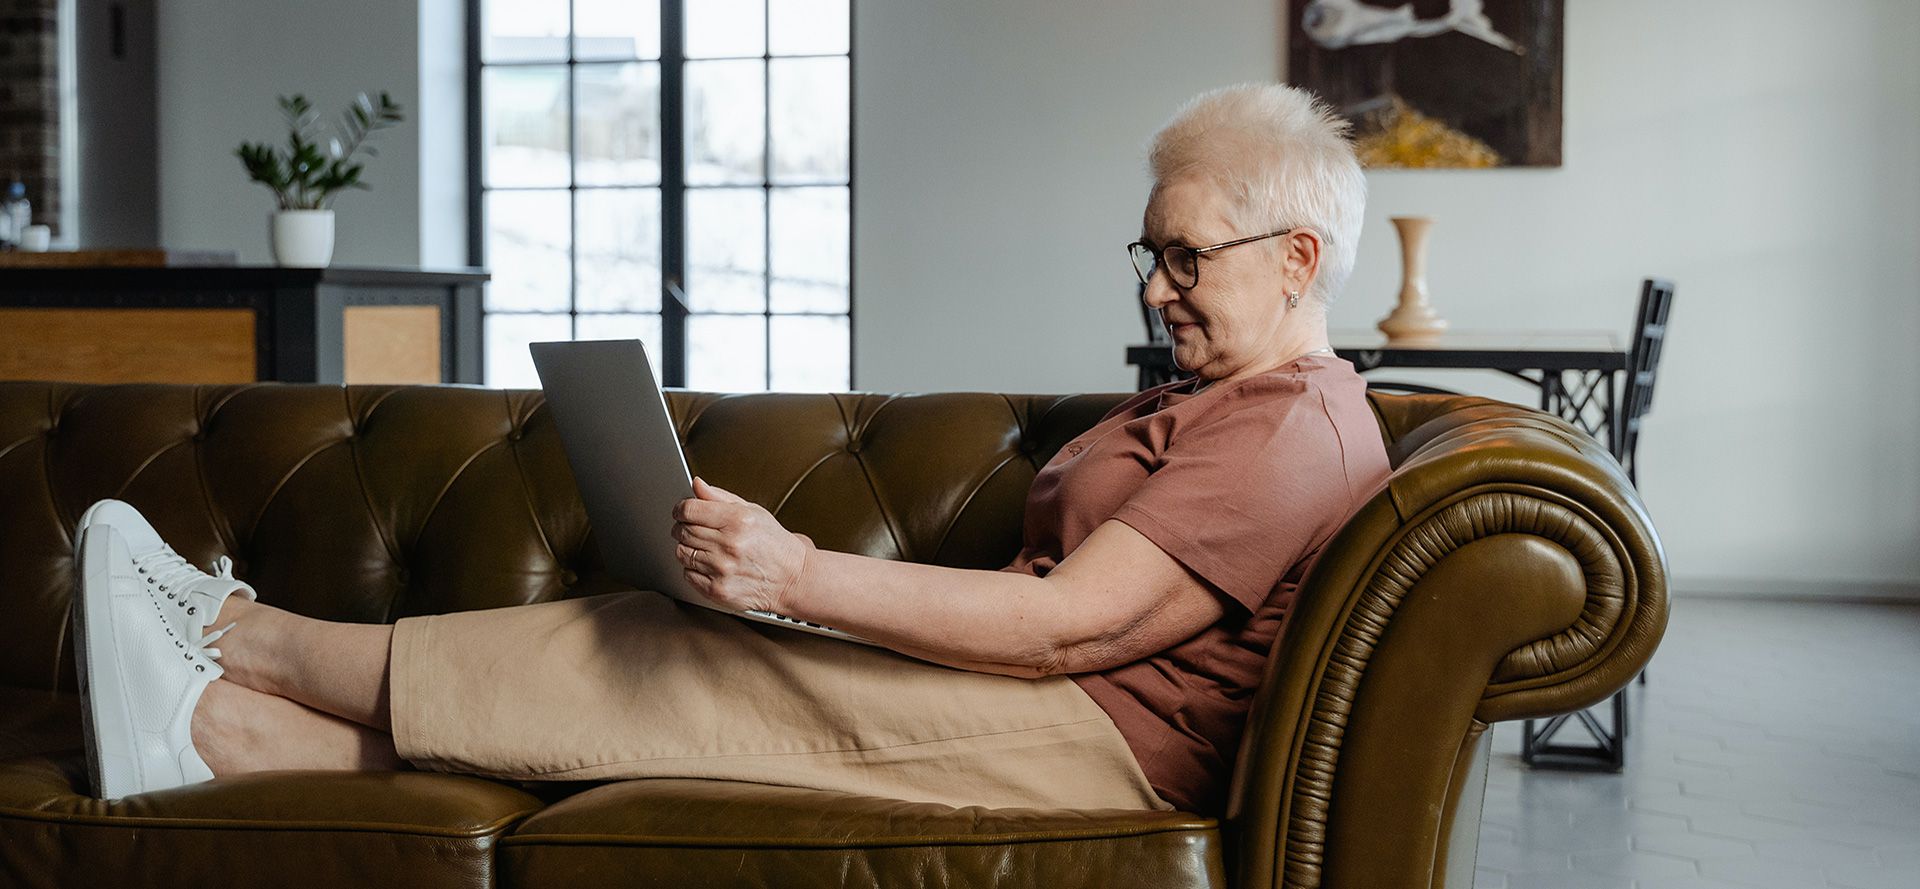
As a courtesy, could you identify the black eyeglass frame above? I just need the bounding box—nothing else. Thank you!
[1127,228,1296,289]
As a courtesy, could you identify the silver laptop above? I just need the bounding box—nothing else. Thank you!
[529,339,871,646]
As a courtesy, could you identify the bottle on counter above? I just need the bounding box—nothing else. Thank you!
[0,183,28,251]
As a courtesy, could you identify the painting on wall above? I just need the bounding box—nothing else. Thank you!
[1287,0,1564,168]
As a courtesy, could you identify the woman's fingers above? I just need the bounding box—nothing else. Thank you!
[676,541,733,574]
[675,496,755,531]
[693,476,748,504]
[673,521,727,547]
[673,497,726,526]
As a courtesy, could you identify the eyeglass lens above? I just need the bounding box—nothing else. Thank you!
[1121,243,1198,286]
[1129,244,1156,284]
[1130,244,1199,287]
[1164,247,1196,286]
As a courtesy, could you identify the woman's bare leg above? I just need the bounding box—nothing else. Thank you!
[204,595,394,731]
[192,678,405,773]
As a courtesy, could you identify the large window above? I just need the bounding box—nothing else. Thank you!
[475,0,851,391]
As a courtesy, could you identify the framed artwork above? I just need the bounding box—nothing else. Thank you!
[1287,0,1564,168]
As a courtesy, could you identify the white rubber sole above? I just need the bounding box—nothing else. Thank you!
[73,524,140,800]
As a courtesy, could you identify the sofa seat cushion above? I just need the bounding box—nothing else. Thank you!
[0,687,545,889]
[500,778,1225,889]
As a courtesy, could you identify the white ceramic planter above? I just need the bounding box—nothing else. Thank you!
[271,209,336,267]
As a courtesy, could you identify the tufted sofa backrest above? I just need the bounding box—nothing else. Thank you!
[0,383,1144,692]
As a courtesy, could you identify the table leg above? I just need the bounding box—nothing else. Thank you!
[1520,367,1634,770]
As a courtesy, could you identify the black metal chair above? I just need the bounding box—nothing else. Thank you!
[1521,277,1674,770]
[1615,278,1675,487]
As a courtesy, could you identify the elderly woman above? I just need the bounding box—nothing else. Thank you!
[68,84,1387,815]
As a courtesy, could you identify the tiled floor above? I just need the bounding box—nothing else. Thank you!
[1473,598,1920,889]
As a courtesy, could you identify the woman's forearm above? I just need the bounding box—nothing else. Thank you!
[781,547,1077,677]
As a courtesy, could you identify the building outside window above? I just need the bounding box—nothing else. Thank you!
[475,0,851,391]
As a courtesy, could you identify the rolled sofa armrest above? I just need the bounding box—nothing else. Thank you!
[1224,395,1669,889]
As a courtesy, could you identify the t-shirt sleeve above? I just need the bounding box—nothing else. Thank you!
[1108,381,1352,614]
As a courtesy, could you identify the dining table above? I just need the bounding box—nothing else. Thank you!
[1126,328,1629,460]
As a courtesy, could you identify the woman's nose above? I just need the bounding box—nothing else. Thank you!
[1141,271,1179,309]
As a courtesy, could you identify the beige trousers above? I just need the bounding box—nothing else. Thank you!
[388,591,1171,811]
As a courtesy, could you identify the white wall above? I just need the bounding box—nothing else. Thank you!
[156,0,426,265]
[146,0,1920,597]
[853,0,1920,597]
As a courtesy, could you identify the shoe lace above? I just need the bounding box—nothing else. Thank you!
[134,545,244,656]
[199,620,237,661]
[139,544,204,593]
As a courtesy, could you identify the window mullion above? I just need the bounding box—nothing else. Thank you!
[762,6,773,392]
[566,0,579,340]
[660,0,689,387]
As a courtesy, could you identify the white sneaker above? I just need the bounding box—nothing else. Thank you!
[76,499,257,646]
[72,523,227,799]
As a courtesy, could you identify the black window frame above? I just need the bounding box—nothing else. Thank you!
[465,0,856,390]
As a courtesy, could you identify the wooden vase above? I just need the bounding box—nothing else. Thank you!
[1376,215,1448,342]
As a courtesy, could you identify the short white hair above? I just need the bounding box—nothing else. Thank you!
[1148,83,1367,307]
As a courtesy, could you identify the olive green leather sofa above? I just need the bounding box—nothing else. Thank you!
[0,382,1666,888]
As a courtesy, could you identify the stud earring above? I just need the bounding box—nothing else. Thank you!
[1286,291,1300,309]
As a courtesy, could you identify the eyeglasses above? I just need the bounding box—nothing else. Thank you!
[1127,228,1294,289]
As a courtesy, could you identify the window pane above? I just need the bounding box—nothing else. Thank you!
[484,0,566,62]
[485,190,572,311]
[687,188,765,312]
[486,313,571,389]
[685,60,765,186]
[770,315,849,392]
[575,63,661,186]
[770,187,848,312]
[576,189,661,312]
[686,0,765,58]
[769,0,848,56]
[484,66,570,188]
[687,315,767,393]
[574,0,661,61]
[770,58,848,184]
[575,313,665,380]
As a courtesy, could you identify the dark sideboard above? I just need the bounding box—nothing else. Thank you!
[0,265,487,385]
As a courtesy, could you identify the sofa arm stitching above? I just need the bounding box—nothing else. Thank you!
[1281,490,1628,889]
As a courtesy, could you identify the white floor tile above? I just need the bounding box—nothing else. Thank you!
[1472,600,1920,889]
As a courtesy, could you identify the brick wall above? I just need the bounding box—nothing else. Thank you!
[0,0,58,230]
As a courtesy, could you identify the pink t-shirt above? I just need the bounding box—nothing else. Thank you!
[1001,354,1391,812]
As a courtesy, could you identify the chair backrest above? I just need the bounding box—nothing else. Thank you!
[1617,278,1675,484]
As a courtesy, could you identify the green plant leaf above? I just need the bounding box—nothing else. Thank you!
[246,89,406,207]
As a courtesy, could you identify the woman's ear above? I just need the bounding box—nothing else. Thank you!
[1282,229,1323,297]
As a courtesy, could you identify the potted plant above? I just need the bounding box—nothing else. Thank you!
[236,92,405,267]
